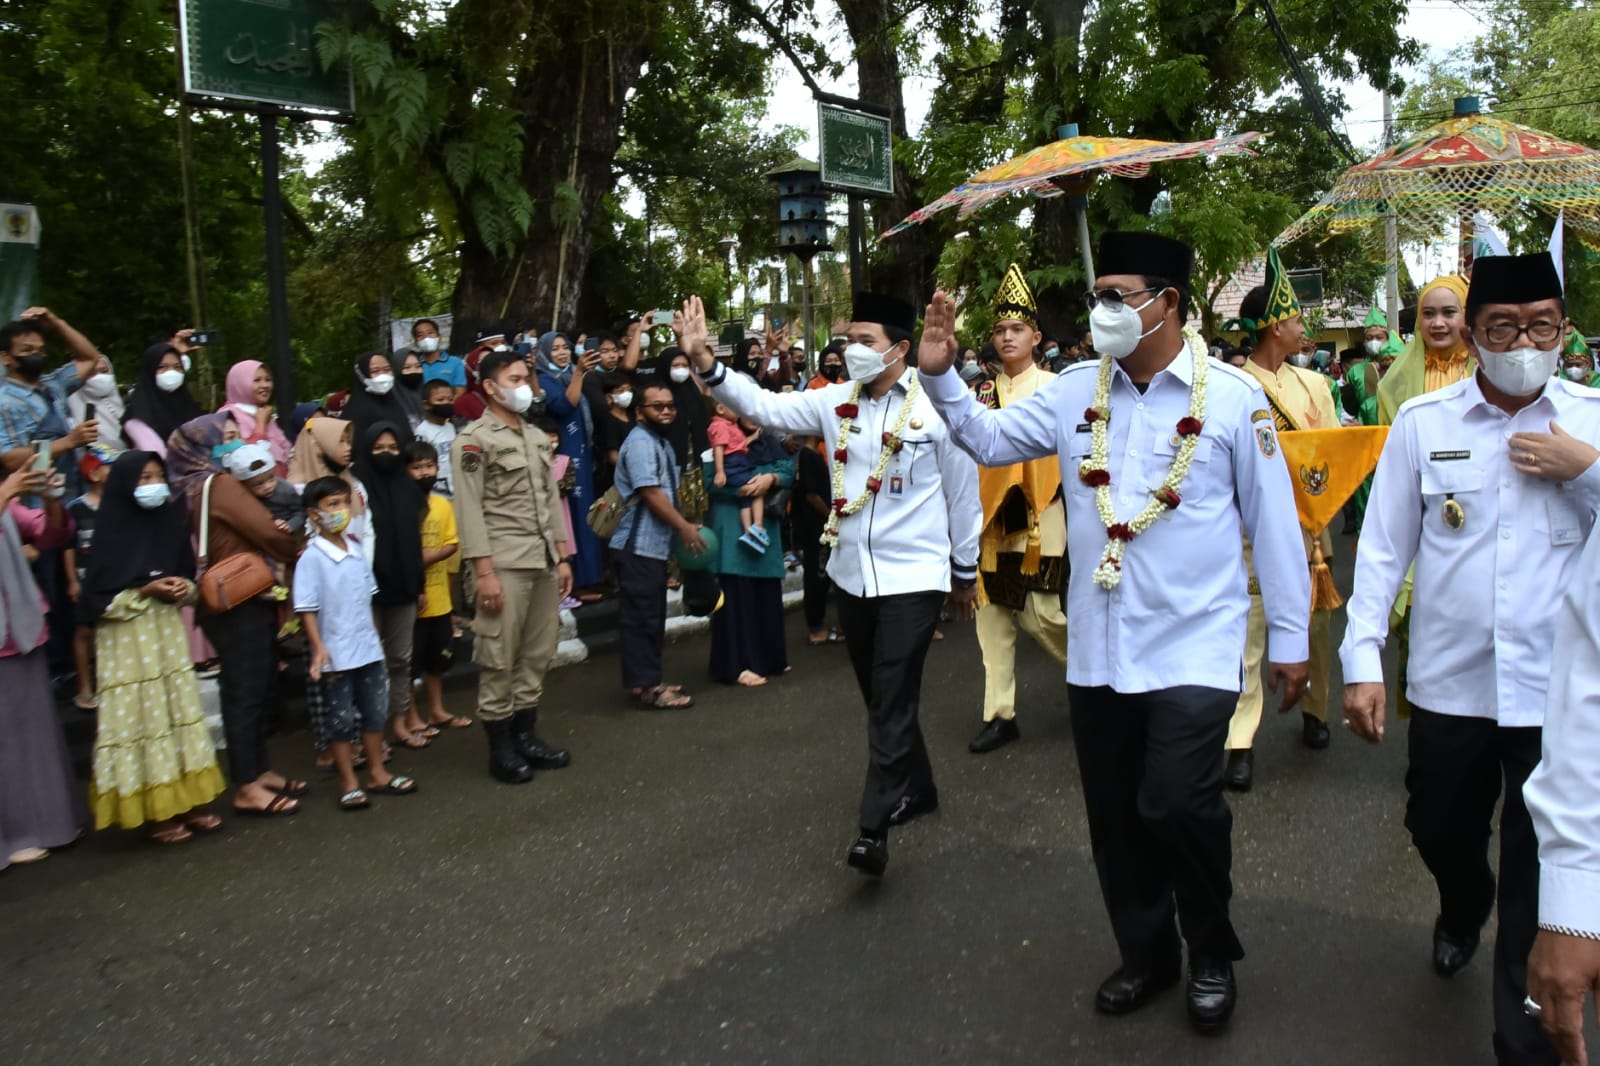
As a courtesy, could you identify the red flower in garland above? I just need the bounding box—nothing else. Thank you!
[833,497,849,515]
[1107,522,1134,542]
[881,431,904,453]
[1176,416,1204,437]
[1080,467,1111,488]
[835,403,859,419]
[865,476,883,494]
[833,448,849,464]
[1084,406,1105,424]
[1154,486,1182,509]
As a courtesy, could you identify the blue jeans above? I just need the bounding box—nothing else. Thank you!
[309,660,389,745]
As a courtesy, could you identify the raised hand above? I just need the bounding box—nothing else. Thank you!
[681,296,710,369]
[917,290,960,376]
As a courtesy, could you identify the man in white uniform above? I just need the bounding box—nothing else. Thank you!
[917,231,1311,1034]
[1342,252,1600,1066]
[679,293,981,879]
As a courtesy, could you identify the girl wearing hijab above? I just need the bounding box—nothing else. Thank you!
[536,331,603,594]
[732,337,764,383]
[394,350,427,430]
[287,416,368,546]
[84,452,225,844]
[350,422,428,749]
[0,465,84,868]
[341,353,415,448]
[1377,274,1473,424]
[219,360,291,476]
[67,359,127,450]
[124,342,203,456]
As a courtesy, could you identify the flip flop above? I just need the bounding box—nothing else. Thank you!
[427,715,473,730]
[338,789,370,811]
[633,684,694,710]
[234,793,300,817]
[269,779,310,798]
[390,732,430,750]
[183,813,224,834]
[368,775,418,796]
[72,694,99,711]
[149,824,193,845]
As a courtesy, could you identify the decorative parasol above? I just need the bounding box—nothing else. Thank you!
[1275,100,1600,254]
[883,131,1266,237]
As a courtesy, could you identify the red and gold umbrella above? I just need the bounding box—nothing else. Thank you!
[1276,105,1600,251]
[881,131,1265,237]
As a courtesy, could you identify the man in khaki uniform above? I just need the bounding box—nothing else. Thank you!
[1223,250,1337,791]
[969,264,1068,754]
[451,349,573,784]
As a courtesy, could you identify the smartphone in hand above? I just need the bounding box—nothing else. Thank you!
[651,310,674,327]
[31,440,51,472]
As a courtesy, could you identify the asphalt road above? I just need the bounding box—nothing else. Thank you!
[4,542,1595,1065]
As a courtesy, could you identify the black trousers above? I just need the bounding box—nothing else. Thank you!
[615,548,668,691]
[1068,685,1244,969]
[199,600,279,785]
[835,589,945,835]
[798,534,831,630]
[1405,708,1557,1066]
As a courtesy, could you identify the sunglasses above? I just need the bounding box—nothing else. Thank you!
[1083,286,1162,312]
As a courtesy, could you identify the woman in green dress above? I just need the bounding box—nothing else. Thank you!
[83,451,226,844]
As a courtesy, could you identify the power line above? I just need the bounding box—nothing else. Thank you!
[1259,0,1360,162]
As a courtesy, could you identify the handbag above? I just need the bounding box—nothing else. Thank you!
[586,485,627,539]
[197,474,276,612]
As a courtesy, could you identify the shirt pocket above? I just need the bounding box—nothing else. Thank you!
[898,434,940,488]
[1419,463,1484,534]
[1066,433,1094,494]
[1151,431,1216,501]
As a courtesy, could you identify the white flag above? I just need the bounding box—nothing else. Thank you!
[1549,210,1566,289]
[1473,212,1509,258]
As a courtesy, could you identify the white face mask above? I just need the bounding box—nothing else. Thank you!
[1088,293,1165,361]
[1480,345,1561,397]
[1564,365,1590,382]
[155,369,186,392]
[843,341,897,382]
[612,390,634,409]
[81,372,116,400]
[1288,352,1313,368]
[1364,338,1383,356]
[669,366,692,384]
[133,483,171,510]
[416,336,440,354]
[639,333,652,349]
[180,354,192,373]
[364,373,395,395]
[491,381,535,414]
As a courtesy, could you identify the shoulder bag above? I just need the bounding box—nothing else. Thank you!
[197,474,276,612]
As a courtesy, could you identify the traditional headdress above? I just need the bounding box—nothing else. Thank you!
[1363,306,1388,329]
[851,291,917,334]
[1255,247,1302,330]
[992,262,1039,328]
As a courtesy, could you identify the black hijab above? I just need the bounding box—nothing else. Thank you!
[126,343,203,442]
[351,421,424,604]
[82,451,195,620]
[656,346,710,464]
[734,338,763,378]
[342,354,416,448]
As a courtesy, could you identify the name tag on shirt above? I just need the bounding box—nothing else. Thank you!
[1074,423,1091,433]
[888,475,904,497]
[1549,496,1583,546]
[1429,449,1471,462]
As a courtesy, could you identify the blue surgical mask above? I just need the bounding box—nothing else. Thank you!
[134,483,171,510]
[212,440,244,461]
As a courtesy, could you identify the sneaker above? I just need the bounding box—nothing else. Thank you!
[750,525,771,545]
[738,530,768,553]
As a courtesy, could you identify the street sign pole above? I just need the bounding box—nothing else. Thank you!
[259,107,294,416]
[816,95,894,297]
[848,197,865,294]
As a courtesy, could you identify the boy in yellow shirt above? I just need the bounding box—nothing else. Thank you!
[407,440,471,731]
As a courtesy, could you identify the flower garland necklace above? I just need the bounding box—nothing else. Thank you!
[820,368,921,548]
[1078,327,1209,589]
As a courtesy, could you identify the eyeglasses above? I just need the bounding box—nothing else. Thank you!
[1083,286,1160,312]
[640,402,677,411]
[1477,320,1565,347]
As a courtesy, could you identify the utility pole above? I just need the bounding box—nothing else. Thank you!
[1383,89,1401,330]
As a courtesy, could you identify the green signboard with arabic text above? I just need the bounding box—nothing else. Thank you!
[179,0,353,114]
[818,102,894,198]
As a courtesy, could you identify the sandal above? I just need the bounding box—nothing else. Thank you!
[633,684,694,710]
[269,779,310,798]
[183,813,224,834]
[427,714,473,730]
[234,792,300,817]
[735,670,767,687]
[72,694,99,711]
[807,628,845,646]
[368,775,417,796]
[338,789,370,811]
[390,731,431,750]
[149,823,193,845]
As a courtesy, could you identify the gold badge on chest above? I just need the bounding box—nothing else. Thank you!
[909,417,923,430]
[1442,494,1465,531]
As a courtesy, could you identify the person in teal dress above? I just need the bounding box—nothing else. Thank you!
[701,437,795,686]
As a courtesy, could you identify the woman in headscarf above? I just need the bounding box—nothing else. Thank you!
[394,350,427,430]
[732,337,764,383]
[287,415,367,546]
[66,358,127,450]
[123,342,203,456]
[536,331,603,595]
[165,412,241,506]
[1377,274,1473,424]
[653,345,711,528]
[350,422,429,749]
[0,464,84,868]
[341,353,415,448]
[702,441,795,687]
[218,360,292,476]
[84,451,226,844]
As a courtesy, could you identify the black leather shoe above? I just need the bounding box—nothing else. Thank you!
[510,709,571,769]
[1302,713,1331,750]
[483,719,533,785]
[1223,749,1253,792]
[969,718,1020,754]
[1432,918,1480,977]
[1094,962,1181,1015]
[1186,959,1237,1032]
[845,832,888,877]
[888,790,939,827]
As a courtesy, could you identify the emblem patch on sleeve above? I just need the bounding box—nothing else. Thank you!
[1256,425,1278,457]
[1251,408,1271,423]
[460,445,483,473]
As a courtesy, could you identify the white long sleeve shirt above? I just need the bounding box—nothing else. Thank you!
[1340,375,1600,725]
[923,345,1310,694]
[1525,524,1600,939]
[703,363,981,599]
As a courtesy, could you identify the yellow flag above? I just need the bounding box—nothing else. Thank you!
[1277,427,1389,533]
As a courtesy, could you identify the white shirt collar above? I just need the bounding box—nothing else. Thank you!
[309,534,358,563]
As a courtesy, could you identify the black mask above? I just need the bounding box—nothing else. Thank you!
[821,363,843,381]
[369,451,402,474]
[12,352,47,378]
[428,403,455,421]
[413,475,438,495]
[400,371,424,391]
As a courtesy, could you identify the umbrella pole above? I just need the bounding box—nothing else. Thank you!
[1058,124,1096,283]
